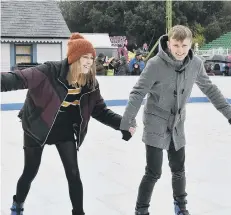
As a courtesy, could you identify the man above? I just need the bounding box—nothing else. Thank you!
[95,53,107,75]
[120,25,231,215]
[129,50,145,75]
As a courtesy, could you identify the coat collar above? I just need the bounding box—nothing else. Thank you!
[59,58,69,85]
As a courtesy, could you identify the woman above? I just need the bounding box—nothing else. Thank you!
[1,33,135,215]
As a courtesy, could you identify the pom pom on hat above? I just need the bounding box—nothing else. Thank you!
[67,33,96,64]
[69,33,85,40]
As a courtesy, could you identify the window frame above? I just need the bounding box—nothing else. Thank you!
[14,44,33,65]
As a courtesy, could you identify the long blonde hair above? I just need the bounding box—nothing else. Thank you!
[66,59,96,89]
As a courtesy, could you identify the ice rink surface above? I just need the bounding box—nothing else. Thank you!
[1,104,231,215]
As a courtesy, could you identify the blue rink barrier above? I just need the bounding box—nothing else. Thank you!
[1,97,231,111]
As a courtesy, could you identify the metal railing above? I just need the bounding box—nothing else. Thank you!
[197,48,231,56]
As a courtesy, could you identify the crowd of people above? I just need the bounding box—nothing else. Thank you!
[97,45,231,77]
[205,62,231,76]
[95,50,146,76]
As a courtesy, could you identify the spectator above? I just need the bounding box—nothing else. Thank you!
[224,65,230,76]
[143,43,148,52]
[95,53,106,76]
[115,56,130,76]
[118,44,129,62]
[205,64,212,73]
[129,51,145,75]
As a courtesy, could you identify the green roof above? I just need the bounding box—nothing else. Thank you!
[200,32,231,50]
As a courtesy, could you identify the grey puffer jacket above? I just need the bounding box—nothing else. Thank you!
[120,35,231,151]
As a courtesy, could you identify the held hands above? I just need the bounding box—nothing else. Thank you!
[129,127,136,136]
[120,117,137,141]
[121,126,136,141]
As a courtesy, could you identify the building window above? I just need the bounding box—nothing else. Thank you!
[15,44,33,64]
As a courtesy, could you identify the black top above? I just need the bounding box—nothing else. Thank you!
[47,85,82,144]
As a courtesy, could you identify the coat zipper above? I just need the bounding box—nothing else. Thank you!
[40,78,68,147]
[24,129,43,145]
[77,88,98,150]
[40,77,98,148]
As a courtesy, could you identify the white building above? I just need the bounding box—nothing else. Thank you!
[81,33,118,58]
[1,1,71,72]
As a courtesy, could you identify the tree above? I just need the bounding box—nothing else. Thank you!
[58,1,231,49]
[192,24,206,47]
[205,22,222,42]
[218,1,231,33]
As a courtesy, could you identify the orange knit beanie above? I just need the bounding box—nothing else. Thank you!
[67,33,96,64]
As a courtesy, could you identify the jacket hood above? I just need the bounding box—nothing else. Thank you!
[157,35,194,71]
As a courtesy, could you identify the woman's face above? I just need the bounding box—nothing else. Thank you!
[79,53,94,74]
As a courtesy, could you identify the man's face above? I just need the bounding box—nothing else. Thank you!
[167,37,192,60]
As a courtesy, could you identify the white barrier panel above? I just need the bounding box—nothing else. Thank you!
[1,76,231,110]
[97,76,231,100]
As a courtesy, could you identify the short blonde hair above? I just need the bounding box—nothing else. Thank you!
[66,59,96,89]
[168,25,192,41]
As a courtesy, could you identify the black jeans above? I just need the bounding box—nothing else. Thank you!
[136,141,187,214]
[15,133,84,214]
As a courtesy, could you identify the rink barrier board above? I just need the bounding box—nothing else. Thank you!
[1,97,231,111]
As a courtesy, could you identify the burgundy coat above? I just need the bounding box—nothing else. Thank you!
[1,59,122,148]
